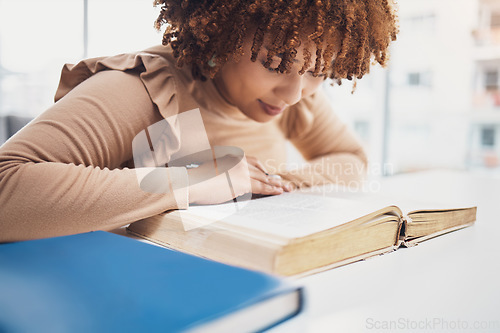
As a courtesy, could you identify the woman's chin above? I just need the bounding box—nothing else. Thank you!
[244,111,275,123]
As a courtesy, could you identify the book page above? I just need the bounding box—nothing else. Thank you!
[181,192,388,238]
[300,184,475,214]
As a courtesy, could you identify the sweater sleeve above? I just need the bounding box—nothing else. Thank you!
[0,69,188,242]
[277,88,368,188]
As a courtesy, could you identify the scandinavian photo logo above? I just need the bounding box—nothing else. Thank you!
[132,108,252,229]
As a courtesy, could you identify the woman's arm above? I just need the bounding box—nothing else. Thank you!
[0,70,189,242]
[277,88,368,188]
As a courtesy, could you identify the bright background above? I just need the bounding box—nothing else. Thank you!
[1,0,499,178]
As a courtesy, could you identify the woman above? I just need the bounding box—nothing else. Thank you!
[0,0,398,242]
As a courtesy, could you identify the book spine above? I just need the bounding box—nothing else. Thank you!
[395,215,411,248]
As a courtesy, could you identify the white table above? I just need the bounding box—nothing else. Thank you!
[274,169,500,333]
[114,169,500,332]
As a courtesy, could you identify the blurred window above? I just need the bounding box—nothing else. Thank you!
[408,73,420,86]
[353,121,371,141]
[481,127,496,147]
[0,0,160,118]
[485,70,499,90]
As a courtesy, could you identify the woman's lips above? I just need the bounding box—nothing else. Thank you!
[258,100,286,116]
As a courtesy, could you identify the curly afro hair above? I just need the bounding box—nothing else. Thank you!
[153,0,398,85]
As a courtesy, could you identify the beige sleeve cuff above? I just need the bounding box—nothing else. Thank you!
[134,166,189,210]
[166,166,189,210]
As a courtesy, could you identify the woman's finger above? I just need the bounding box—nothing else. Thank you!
[244,156,283,185]
[242,155,289,195]
[247,164,284,187]
[250,178,283,195]
[245,155,269,175]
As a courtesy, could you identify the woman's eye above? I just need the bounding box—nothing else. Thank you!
[260,60,280,74]
[307,70,325,78]
[262,64,278,74]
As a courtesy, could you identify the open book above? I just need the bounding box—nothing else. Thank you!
[127,190,477,276]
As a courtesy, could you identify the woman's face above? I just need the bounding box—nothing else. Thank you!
[213,38,329,123]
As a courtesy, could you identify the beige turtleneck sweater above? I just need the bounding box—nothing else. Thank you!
[0,45,367,242]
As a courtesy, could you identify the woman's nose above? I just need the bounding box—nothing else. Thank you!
[274,73,303,106]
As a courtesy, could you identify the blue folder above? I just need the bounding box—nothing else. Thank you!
[0,231,302,333]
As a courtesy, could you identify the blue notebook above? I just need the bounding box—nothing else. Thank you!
[0,231,302,333]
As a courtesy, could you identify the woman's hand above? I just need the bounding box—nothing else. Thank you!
[244,155,293,194]
[187,153,291,205]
